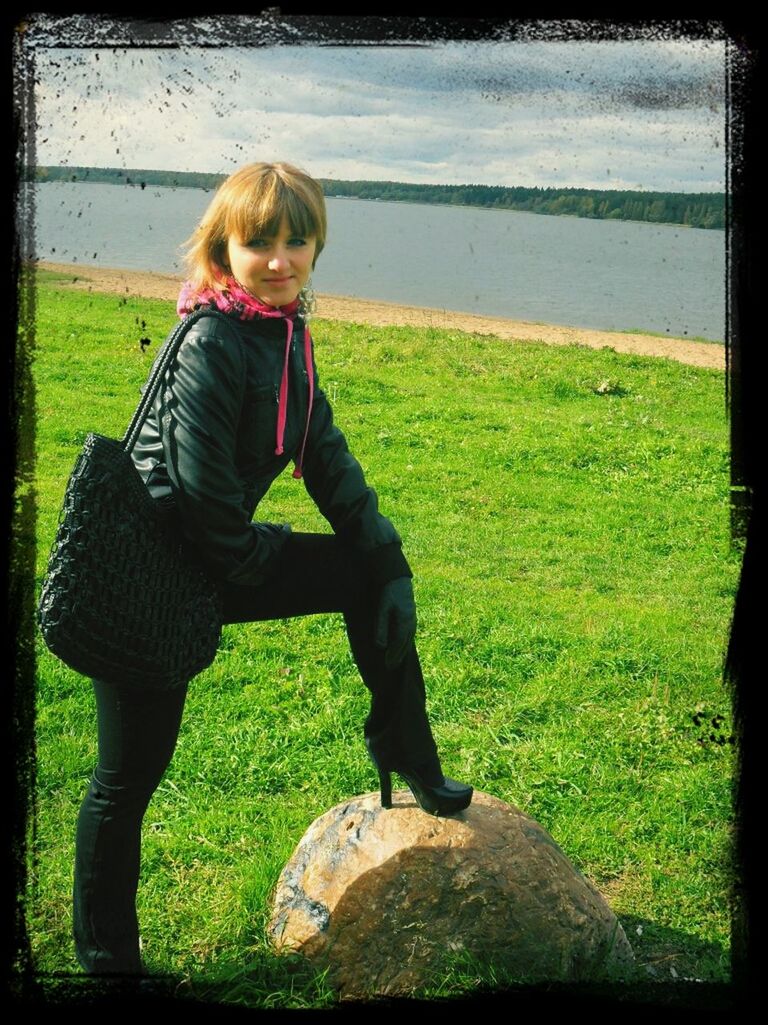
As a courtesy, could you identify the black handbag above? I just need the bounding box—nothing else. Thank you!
[37,308,228,690]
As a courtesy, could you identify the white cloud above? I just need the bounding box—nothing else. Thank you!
[26,38,726,192]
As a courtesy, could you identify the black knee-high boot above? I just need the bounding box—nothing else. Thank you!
[73,678,188,974]
[73,772,153,974]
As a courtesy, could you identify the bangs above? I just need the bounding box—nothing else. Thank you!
[226,178,320,243]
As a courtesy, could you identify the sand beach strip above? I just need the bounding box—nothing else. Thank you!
[35,261,725,371]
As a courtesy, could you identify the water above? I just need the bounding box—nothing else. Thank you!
[26,181,725,342]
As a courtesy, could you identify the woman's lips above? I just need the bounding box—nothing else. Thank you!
[263,277,293,284]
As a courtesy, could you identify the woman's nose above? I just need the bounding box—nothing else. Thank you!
[268,250,289,271]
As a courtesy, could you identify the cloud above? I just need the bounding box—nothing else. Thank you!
[26,39,726,192]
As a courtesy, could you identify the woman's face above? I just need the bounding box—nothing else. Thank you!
[226,215,317,307]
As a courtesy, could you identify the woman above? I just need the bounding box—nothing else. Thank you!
[73,162,473,975]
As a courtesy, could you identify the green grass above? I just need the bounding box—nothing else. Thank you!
[22,277,739,1005]
[33,268,89,284]
[618,326,722,345]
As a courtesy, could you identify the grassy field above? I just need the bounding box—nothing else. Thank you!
[21,271,740,1006]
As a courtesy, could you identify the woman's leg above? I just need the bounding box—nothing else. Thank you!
[73,678,188,974]
[220,533,441,775]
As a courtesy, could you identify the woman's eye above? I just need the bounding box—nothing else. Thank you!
[246,238,268,248]
[287,237,307,247]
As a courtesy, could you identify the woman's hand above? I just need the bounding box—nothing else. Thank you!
[374,577,417,669]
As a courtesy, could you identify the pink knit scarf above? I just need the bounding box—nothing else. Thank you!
[177,277,300,320]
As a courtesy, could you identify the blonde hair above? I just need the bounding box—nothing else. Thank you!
[181,162,327,290]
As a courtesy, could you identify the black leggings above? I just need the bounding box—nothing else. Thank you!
[73,533,440,974]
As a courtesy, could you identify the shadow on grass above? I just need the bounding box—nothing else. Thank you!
[14,973,740,1013]
[13,931,737,1013]
[615,913,730,985]
[12,952,335,1012]
[154,913,733,1011]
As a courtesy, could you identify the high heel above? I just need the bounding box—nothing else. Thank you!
[377,766,393,809]
[366,740,473,817]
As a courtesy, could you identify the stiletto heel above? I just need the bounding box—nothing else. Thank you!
[366,739,473,817]
[378,769,392,808]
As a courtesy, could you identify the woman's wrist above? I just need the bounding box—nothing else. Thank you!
[365,542,413,587]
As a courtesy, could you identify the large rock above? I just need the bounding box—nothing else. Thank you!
[268,789,635,999]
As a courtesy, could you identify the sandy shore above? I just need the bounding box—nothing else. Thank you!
[36,261,725,371]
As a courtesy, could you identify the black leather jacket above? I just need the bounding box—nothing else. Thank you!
[131,308,411,588]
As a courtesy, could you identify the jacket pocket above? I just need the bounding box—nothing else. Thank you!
[237,385,278,474]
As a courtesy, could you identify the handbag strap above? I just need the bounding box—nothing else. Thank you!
[121,307,232,454]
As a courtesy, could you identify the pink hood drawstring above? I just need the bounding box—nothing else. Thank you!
[293,324,315,479]
[274,318,315,479]
[178,278,315,480]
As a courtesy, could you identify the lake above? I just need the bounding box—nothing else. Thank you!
[26,181,725,342]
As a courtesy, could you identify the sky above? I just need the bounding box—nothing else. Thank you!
[23,22,727,193]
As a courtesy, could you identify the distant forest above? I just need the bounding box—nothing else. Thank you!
[29,165,725,230]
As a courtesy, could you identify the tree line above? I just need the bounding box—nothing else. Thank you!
[29,165,725,230]
[31,165,224,191]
